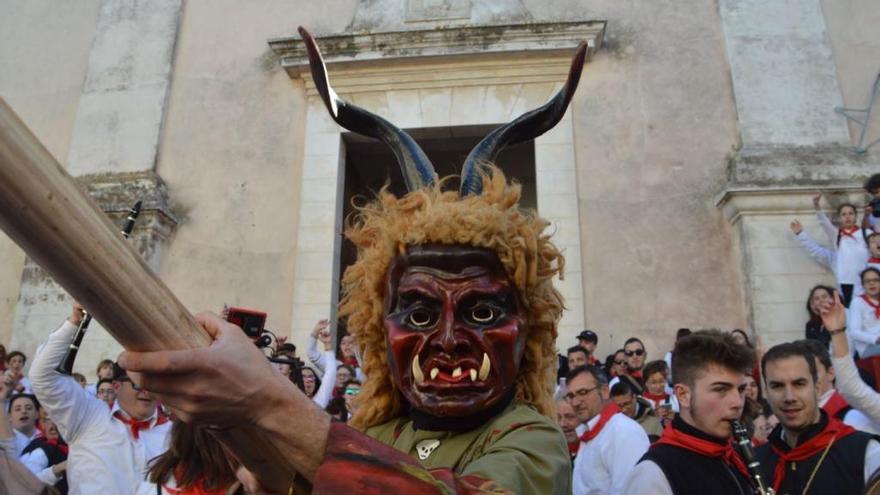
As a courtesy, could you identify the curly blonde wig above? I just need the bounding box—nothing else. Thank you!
[339,167,565,430]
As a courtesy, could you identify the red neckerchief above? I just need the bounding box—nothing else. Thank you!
[568,440,580,456]
[769,417,856,493]
[752,437,766,447]
[34,425,69,456]
[641,391,669,409]
[342,356,358,368]
[653,422,750,479]
[840,226,860,239]
[164,477,228,495]
[630,370,643,381]
[579,402,620,443]
[861,294,880,319]
[868,257,880,264]
[113,410,169,441]
[822,391,850,419]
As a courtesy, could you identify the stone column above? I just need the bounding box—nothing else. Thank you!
[10,0,182,376]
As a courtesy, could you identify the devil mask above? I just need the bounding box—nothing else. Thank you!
[300,26,581,429]
[385,245,526,419]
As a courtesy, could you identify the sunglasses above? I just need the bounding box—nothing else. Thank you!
[614,360,625,366]
[344,387,360,396]
[624,349,645,357]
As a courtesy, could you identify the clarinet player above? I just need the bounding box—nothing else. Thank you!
[622,330,758,494]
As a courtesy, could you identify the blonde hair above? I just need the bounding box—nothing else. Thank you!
[339,167,565,430]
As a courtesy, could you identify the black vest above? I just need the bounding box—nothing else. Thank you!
[755,411,876,495]
[22,436,68,494]
[640,416,755,495]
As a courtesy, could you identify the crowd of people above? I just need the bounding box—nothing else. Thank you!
[1,189,880,494]
[5,29,880,494]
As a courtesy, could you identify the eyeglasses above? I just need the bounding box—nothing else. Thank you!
[624,349,645,357]
[97,389,115,396]
[115,377,143,391]
[865,278,880,284]
[564,385,601,401]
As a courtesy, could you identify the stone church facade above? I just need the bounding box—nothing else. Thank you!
[0,0,878,375]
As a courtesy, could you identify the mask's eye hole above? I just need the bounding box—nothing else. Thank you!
[471,306,495,324]
[408,310,434,328]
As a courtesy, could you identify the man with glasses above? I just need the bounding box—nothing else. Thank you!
[567,365,648,494]
[610,338,648,394]
[27,303,171,493]
[95,378,116,408]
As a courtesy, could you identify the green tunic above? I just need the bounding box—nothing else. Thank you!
[365,403,572,494]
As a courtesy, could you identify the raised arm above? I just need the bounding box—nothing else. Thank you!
[307,319,330,372]
[825,294,880,424]
[29,304,111,443]
[310,350,337,409]
[791,220,835,269]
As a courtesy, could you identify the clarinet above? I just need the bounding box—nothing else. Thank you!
[55,200,142,375]
[730,419,775,495]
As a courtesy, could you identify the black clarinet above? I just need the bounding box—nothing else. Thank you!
[55,201,142,375]
[730,419,775,495]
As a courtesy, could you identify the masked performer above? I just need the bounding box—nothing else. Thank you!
[120,27,585,494]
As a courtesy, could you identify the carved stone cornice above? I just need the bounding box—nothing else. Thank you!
[268,21,605,95]
[76,170,179,271]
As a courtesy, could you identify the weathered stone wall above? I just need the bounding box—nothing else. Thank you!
[0,1,101,347]
[4,0,876,369]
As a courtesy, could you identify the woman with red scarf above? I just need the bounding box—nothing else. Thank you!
[849,267,880,357]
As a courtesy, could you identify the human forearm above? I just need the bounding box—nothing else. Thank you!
[832,354,880,425]
[29,320,103,441]
[254,377,331,481]
[831,330,851,358]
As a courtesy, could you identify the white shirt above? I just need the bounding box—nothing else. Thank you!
[817,211,871,286]
[572,409,649,495]
[29,320,172,494]
[832,352,880,426]
[847,295,880,355]
[19,444,62,485]
[818,388,880,435]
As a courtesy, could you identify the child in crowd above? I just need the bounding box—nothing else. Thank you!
[640,360,676,424]
[848,267,880,357]
[4,351,31,394]
[868,232,880,270]
[86,359,114,397]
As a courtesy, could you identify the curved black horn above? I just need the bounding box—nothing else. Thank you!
[459,42,588,196]
[298,27,437,192]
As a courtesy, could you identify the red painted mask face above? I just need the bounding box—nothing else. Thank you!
[384,245,526,417]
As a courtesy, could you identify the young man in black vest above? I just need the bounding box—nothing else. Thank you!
[622,330,757,495]
[757,342,880,494]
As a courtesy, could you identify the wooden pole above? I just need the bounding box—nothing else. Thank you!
[0,98,290,491]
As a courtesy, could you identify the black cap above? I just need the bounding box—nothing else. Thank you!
[576,330,598,344]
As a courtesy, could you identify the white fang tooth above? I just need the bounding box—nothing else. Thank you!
[412,355,424,385]
[469,369,477,381]
[452,367,462,378]
[479,353,491,380]
[430,367,439,380]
